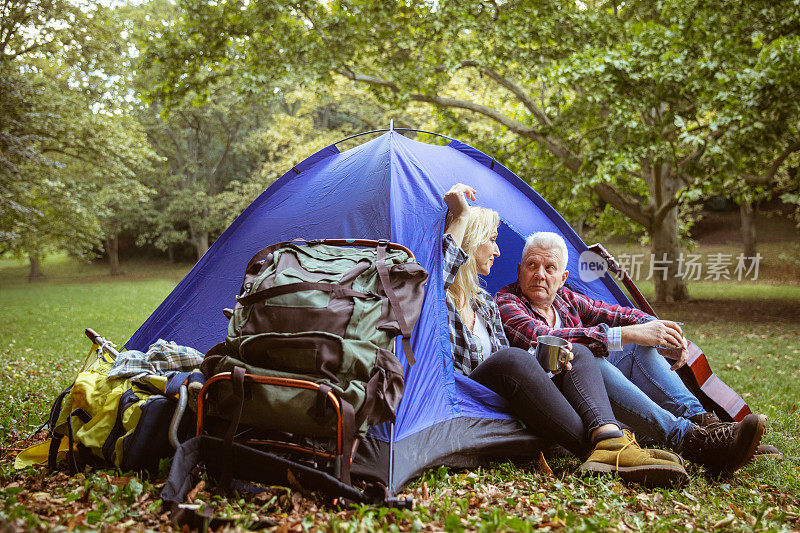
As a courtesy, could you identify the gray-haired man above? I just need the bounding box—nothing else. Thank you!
[496,231,769,474]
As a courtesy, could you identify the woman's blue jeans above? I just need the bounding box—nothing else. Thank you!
[599,344,706,448]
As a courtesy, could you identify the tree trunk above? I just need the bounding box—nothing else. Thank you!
[646,163,689,302]
[739,200,757,263]
[167,244,175,263]
[28,253,44,281]
[192,231,209,261]
[651,205,689,302]
[105,235,120,276]
[571,215,586,239]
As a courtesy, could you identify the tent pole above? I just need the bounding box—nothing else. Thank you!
[388,422,395,493]
[333,128,458,146]
[389,119,394,131]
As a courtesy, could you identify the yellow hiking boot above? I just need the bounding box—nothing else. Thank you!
[579,430,688,488]
[647,448,685,468]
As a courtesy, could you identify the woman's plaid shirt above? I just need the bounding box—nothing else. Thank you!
[495,281,653,356]
[443,234,509,376]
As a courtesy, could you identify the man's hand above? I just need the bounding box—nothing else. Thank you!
[530,339,574,372]
[668,348,689,371]
[620,320,686,350]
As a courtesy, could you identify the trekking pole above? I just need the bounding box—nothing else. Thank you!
[85,328,120,359]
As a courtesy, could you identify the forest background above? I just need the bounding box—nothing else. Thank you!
[2,0,800,303]
[2,1,800,530]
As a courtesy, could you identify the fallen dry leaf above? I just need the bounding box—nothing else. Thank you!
[729,502,745,518]
[66,512,85,532]
[538,451,553,477]
[286,469,306,495]
[105,475,132,486]
[187,480,205,502]
[291,491,304,514]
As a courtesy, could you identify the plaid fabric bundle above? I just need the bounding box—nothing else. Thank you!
[442,234,508,376]
[108,339,204,381]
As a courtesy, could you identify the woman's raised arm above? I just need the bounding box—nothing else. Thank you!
[443,183,476,248]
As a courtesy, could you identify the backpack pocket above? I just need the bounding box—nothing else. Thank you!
[239,332,345,382]
[368,347,405,425]
[120,396,189,474]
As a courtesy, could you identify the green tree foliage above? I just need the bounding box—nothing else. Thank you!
[1,0,156,276]
[129,0,436,260]
[133,85,267,260]
[145,0,800,301]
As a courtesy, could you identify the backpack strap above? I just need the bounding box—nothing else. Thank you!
[338,399,355,486]
[219,366,246,493]
[237,282,375,307]
[64,408,92,474]
[315,384,333,419]
[46,385,74,470]
[48,436,63,471]
[315,239,415,260]
[243,239,415,279]
[314,385,356,486]
[375,242,416,366]
[355,371,389,428]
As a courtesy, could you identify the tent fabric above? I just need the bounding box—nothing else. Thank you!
[127,131,631,492]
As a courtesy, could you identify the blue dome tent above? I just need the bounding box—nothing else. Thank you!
[128,129,634,493]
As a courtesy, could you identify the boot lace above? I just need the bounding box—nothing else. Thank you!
[702,422,735,446]
[615,431,641,470]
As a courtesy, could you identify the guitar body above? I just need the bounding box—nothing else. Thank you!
[673,341,751,422]
[587,244,752,422]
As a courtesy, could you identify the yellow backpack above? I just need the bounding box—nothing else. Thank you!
[17,341,198,474]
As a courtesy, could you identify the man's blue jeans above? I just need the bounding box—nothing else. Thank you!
[598,344,706,448]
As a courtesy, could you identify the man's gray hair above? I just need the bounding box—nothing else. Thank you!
[521,232,568,270]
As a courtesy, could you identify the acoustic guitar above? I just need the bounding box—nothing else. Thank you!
[587,244,751,422]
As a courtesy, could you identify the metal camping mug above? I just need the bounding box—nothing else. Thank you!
[533,336,570,374]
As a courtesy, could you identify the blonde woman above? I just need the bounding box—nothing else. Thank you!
[442,183,686,486]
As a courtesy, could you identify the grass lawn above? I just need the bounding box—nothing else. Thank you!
[0,257,798,531]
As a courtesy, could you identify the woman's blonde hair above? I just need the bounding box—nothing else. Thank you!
[448,206,500,312]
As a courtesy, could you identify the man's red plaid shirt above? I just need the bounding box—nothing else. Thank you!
[495,281,654,357]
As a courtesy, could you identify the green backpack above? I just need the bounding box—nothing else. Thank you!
[200,239,428,484]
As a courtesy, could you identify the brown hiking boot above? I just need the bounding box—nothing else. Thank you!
[689,412,780,460]
[579,430,688,488]
[689,412,721,426]
[681,413,766,473]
